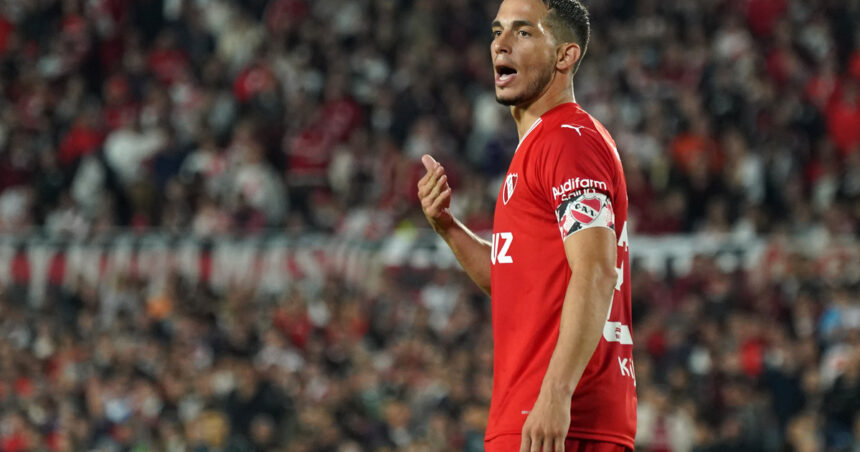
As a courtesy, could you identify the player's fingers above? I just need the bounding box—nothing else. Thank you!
[417,174,435,199]
[519,434,530,452]
[427,188,450,214]
[426,174,447,201]
[421,154,438,172]
[431,174,448,195]
[417,167,435,191]
[417,170,430,190]
[553,436,564,452]
[529,435,542,452]
[418,166,443,198]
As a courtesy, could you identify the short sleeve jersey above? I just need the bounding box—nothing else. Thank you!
[487,103,636,448]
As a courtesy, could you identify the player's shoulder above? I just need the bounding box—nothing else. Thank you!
[541,121,599,144]
[539,104,611,146]
[538,117,617,165]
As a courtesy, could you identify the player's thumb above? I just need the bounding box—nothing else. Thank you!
[421,154,438,172]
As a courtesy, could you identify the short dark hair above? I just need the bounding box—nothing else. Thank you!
[541,0,590,75]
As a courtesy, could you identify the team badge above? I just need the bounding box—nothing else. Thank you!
[502,173,518,205]
[556,192,614,239]
[570,196,602,223]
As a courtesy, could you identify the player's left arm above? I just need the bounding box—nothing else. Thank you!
[520,227,617,452]
[545,226,617,394]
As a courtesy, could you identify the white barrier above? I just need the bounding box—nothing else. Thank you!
[0,230,856,304]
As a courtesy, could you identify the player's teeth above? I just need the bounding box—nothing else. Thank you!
[501,73,513,81]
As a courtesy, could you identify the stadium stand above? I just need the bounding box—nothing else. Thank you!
[0,0,857,450]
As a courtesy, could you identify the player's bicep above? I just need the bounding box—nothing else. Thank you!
[562,226,616,280]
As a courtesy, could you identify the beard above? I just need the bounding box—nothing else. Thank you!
[495,63,555,107]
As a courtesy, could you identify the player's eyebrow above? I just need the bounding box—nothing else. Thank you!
[491,19,538,29]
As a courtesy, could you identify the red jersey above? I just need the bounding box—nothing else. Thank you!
[487,102,636,448]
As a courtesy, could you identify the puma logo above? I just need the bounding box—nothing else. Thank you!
[561,124,585,135]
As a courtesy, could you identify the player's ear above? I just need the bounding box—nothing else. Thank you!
[556,42,581,73]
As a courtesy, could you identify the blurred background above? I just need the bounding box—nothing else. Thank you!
[0,0,858,451]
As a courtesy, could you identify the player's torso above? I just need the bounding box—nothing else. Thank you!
[488,104,636,447]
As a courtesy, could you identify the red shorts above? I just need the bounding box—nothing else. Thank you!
[485,435,632,452]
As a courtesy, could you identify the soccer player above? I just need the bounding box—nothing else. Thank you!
[417,0,635,451]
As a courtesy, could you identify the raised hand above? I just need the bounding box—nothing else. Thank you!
[417,154,454,234]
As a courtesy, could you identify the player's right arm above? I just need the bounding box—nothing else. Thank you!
[417,154,492,295]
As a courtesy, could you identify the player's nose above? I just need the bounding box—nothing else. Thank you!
[492,30,512,56]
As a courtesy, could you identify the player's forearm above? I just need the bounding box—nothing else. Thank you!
[437,217,492,295]
[539,264,616,397]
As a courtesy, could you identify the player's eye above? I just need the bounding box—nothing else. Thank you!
[491,30,502,39]
[518,30,531,37]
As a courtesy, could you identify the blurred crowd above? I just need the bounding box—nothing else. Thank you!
[0,0,858,451]
[0,0,857,238]
[0,236,857,451]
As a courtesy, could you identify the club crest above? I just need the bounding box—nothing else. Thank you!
[570,196,602,224]
[502,173,518,205]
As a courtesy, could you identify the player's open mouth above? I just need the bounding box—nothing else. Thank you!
[495,64,517,87]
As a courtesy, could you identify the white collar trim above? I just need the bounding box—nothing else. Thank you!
[515,118,542,153]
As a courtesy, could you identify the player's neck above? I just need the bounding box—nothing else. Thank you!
[511,81,576,140]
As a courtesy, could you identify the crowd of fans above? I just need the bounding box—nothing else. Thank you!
[0,0,857,238]
[0,0,857,450]
[0,236,857,451]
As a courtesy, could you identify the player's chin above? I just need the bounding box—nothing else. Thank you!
[494,89,520,106]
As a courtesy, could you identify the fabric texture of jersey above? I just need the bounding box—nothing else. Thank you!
[487,102,636,448]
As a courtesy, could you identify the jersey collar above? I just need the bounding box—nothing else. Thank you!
[515,117,543,153]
